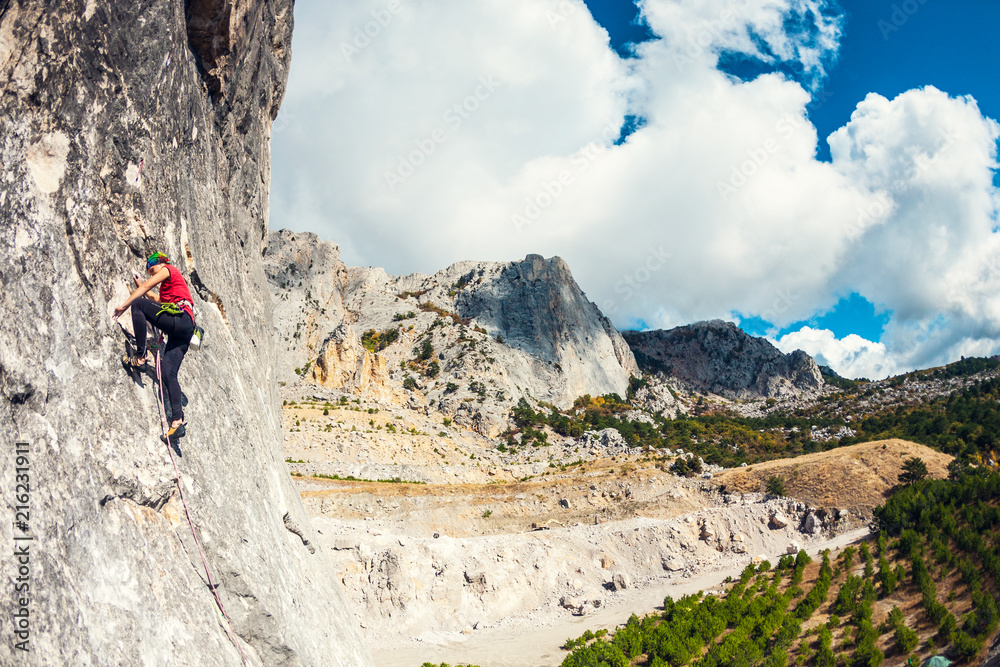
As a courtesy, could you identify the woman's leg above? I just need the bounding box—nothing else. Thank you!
[161,314,194,424]
[129,299,162,356]
[161,344,188,424]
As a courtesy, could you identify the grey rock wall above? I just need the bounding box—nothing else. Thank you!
[623,320,823,399]
[0,2,371,665]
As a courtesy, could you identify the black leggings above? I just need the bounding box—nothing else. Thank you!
[131,299,193,423]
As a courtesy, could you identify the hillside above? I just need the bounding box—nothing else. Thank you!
[560,471,1000,667]
[714,440,952,509]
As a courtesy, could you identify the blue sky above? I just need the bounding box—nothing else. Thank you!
[271,0,1000,379]
[583,0,1000,346]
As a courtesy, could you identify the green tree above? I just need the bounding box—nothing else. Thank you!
[899,457,928,485]
[765,475,787,496]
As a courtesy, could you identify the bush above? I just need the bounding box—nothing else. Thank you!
[403,377,417,391]
[766,475,787,496]
[415,338,434,361]
[361,327,399,353]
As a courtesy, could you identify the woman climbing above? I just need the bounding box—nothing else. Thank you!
[113,252,194,440]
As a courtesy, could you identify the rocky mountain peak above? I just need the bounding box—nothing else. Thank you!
[264,234,639,435]
[623,320,823,399]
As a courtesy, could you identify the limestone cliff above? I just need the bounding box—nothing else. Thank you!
[264,231,640,437]
[0,2,371,665]
[623,321,823,399]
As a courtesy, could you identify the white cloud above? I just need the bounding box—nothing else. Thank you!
[271,0,1000,380]
[774,327,895,380]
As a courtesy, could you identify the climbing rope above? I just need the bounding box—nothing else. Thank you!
[154,334,251,665]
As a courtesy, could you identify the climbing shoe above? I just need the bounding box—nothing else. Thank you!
[161,422,186,443]
[121,354,148,370]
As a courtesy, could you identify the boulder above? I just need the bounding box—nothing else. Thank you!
[560,595,583,610]
[609,573,631,591]
[662,556,686,572]
[770,512,789,529]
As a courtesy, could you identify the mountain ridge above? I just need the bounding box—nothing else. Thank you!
[264,229,639,436]
[623,320,824,399]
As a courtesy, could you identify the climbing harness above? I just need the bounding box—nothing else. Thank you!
[154,299,193,317]
[154,334,250,665]
[153,299,204,352]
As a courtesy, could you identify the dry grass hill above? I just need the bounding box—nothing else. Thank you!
[714,440,952,509]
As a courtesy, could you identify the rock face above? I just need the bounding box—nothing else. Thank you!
[0,3,371,665]
[264,231,639,436]
[623,321,823,399]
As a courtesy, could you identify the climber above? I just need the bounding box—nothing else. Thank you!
[113,252,194,440]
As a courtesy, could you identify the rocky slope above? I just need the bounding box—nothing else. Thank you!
[264,230,639,436]
[0,2,370,665]
[623,320,824,399]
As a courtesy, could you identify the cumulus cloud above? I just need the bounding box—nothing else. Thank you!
[774,327,894,380]
[270,0,1000,379]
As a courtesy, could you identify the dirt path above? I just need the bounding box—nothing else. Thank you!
[372,527,871,667]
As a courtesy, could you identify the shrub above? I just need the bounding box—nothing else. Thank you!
[415,337,434,361]
[766,475,787,496]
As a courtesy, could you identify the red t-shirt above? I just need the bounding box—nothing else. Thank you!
[158,264,194,321]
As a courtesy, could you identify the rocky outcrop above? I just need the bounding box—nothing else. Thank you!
[310,324,399,404]
[0,2,370,665]
[264,232,640,435]
[453,254,640,400]
[623,321,823,399]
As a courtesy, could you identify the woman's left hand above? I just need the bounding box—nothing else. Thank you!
[113,305,128,319]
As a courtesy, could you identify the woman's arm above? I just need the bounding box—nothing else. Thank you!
[113,267,169,318]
